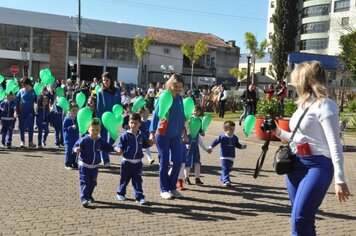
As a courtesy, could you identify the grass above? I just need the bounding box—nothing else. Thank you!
[205,111,243,121]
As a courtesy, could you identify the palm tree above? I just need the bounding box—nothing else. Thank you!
[244,32,268,84]
[229,67,247,85]
[133,35,154,85]
[181,38,208,89]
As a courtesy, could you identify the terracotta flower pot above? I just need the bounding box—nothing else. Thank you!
[276,118,291,143]
[254,117,279,141]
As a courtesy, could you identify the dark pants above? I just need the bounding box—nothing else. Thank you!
[1,119,15,145]
[19,112,34,143]
[65,142,77,167]
[79,166,98,202]
[220,159,233,183]
[100,127,115,165]
[218,101,226,118]
[37,122,49,145]
[287,155,333,236]
[54,124,63,146]
[116,160,144,201]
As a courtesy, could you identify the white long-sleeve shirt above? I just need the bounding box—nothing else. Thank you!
[278,98,345,183]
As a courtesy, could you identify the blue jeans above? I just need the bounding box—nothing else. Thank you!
[287,155,333,236]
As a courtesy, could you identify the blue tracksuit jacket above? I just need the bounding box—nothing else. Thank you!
[74,135,115,168]
[96,88,121,119]
[15,88,36,114]
[0,99,16,120]
[210,134,244,159]
[36,107,50,125]
[63,115,79,145]
[118,130,150,160]
[139,119,151,140]
[50,104,63,129]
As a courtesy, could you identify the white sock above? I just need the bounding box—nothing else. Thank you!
[194,163,201,178]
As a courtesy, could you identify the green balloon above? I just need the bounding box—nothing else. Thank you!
[39,68,51,81]
[57,97,70,112]
[244,115,256,137]
[117,115,123,125]
[95,85,102,95]
[77,107,93,135]
[158,91,173,119]
[102,111,119,141]
[132,96,146,113]
[34,83,44,96]
[29,76,34,81]
[112,104,123,118]
[5,79,16,95]
[183,97,195,120]
[55,87,64,97]
[0,89,5,100]
[11,85,19,94]
[189,117,202,139]
[42,74,55,86]
[76,92,86,108]
[0,75,4,83]
[202,114,212,132]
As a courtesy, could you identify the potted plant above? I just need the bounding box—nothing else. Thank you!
[255,98,280,140]
[277,98,297,142]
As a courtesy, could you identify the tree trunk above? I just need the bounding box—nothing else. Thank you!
[190,63,194,90]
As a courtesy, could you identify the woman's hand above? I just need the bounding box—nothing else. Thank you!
[149,132,156,144]
[335,183,352,202]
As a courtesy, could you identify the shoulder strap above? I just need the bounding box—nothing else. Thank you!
[290,107,309,140]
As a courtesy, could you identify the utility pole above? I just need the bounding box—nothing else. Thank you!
[76,0,81,85]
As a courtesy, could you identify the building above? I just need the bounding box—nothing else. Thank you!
[0,7,239,88]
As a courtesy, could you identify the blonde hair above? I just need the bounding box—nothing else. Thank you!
[291,61,328,107]
[88,118,101,129]
[165,73,184,93]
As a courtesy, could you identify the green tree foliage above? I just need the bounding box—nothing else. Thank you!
[339,31,356,81]
[133,35,154,84]
[181,38,208,89]
[270,0,298,82]
[229,67,247,84]
[244,32,268,83]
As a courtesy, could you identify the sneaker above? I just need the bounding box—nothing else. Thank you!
[1,143,5,147]
[104,162,111,168]
[169,190,183,198]
[42,142,46,147]
[160,191,172,200]
[88,197,95,204]
[65,165,74,170]
[82,200,89,207]
[149,159,155,165]
[195,178,204,185]
[6,145,11,149]
[184,177,192,185]
[177,179,185,190]
[72,163,78,169]
[28,143,36,148]
[37,145,43,149]
[223,181,232,187]
[117,194,126,201]
[136,198,147,205]
[20,142,25,148]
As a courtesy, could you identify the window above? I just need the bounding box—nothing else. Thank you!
[271,1,275,8]
[301,21,330,34]
[341,17,349,26]
[211,57,215,68]
[260,68,266,76]
[270,17,273,23]
[269,32,273,39]
[206,55,211,67]
[33,28,50,54]
[334,0,350,12]
[0,24,30,51]
[163,48,170,54]
[299,38,328,50]
[106,36,136,62]
[303,4,330,17]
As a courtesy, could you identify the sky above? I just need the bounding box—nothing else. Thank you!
[1,0,268,52]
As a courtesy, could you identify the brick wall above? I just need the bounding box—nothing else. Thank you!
[50,30,67,82]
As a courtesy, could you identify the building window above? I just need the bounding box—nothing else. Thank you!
[341,17,349,26]
[260,67,266,76]
[33,28,50,54]
[334,0,350,12]
[106,36,136,62]
[163,48,170,54]
[301,21,330,34]
[270,17,273,23]
[69,33,105,59]
[300,38,328,50]
[0,24,30,51]
[206,55,211,67]
[269,32,273,39]
[271,1,275,8]
[303,4,330,17]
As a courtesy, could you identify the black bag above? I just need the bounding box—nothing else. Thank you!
[273,107,309,175]
[274,145,295,175]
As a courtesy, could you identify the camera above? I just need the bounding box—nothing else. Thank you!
[260,116,277,132]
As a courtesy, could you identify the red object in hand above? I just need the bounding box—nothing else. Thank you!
[296,142,312,156]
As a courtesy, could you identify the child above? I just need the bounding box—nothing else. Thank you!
[73,118,119,207]
[63,102,79,169]
[184,105,209,185]
[86,95,96,117]
[0,93,16,148]
[50,98,64,148]
[121,103,132,130]
[116,113,152,205]
[138,107,154,165]
[36,96,50,148]
[207,120,246,186]
[177,138,189,190]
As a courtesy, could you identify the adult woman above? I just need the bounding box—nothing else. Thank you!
[272,61,351,236]
[96,72,121,167]
[217,84,228,118]
[149,74,187,199]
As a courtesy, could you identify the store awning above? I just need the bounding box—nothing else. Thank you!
[288,52,342,71]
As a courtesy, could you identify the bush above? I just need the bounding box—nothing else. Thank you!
[257,98,280,118]
[283,99,298,118]
[347,100,356,112]
[351,115,356,128]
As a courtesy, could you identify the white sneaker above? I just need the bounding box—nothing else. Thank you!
[169,190,183,198]
[136,198,147,205]
[20,142,25,148]
[160,191,172,200]
[117,194,126,201]
[104,162,111,168]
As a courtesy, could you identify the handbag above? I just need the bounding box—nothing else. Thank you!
[273,107,309,175]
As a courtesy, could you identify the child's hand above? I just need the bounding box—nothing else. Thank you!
[72,125,77,129]
[186,144,191,150]
[147,139,153,147]
[200,132,205,137]
[114,147,122,156]
[241,144,247,149]
[207,148,212,154]
[74,147,81,153]
[149,133,156,144]
[182,133,188,143]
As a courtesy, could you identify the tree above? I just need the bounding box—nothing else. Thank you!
[133,35,154,85]
[270,0,298,82]
[181,38,208,89]
[339,31,356,81]
[244,32,268,83]
[229,67,247,85]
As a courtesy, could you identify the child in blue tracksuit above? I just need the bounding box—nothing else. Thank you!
[36,96,50,148]
[63,102,79,169]
[207,120,246,186]
[15,78,37,148]
[0,93,16,148]
[50,100,64,148]
[74,118,119,207]
[138,107,154,165]
[116,113,152,205]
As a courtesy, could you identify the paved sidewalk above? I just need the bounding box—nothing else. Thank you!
[0,120,355,236]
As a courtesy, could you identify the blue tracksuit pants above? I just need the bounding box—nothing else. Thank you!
[54,124,63,146]
[287,155,333,236]
[100,127,114,165]
[1,120,15,145]
[221,159,233,183]
[37,122,49,145]
[116,160,144,201]
[79,166,98,202]
[19,112,34,143]
[65,142,77,167]
[156,134,183,193]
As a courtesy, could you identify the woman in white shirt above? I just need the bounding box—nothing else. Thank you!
[217,84,228,118]
[273,61,351,236]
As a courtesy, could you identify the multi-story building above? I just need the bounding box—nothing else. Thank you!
[0,7,239,88]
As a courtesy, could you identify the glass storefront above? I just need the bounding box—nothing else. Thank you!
[107,36,137,62]
[0,24,30,51]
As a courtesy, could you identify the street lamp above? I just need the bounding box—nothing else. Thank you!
[245,54,252,103]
